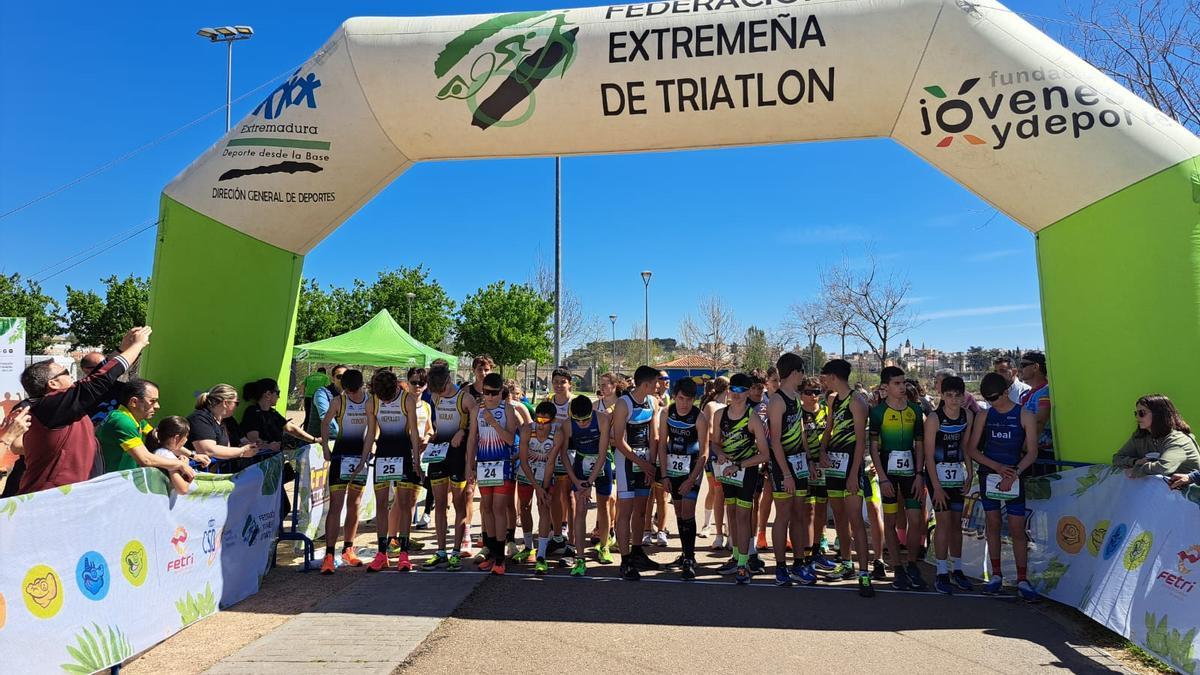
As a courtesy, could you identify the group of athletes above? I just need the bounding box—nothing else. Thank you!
[314,352,1041,600]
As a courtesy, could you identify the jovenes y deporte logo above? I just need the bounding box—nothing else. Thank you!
[918,71,1136,150]
[253,69,321,120]
[434,11,579,130]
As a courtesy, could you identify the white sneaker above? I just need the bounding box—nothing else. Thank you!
[656,530,669,547]
[642,533,654,546]
[505,541,518,559]
[711,534,726,550]
[698,522,712,538]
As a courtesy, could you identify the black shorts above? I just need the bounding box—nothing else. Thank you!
[720,466,762,508]
[878,456,921,512]
[668,473,701,501]
[769,455,809,498]
[328,451,368,490]
[426,442,467,485]
[374,445,420,488]
[932,485,965,513]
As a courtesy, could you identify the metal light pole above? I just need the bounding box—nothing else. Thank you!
[609,314,617,372]
[196,26,254,131]
[553,156,562,366]
[641,271,652,366]
[405,292,416,335]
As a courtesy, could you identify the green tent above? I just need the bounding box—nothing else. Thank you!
[292,309,458,370]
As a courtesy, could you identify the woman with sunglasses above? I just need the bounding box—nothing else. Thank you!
[712,373,771,585]
[467,373,520,575]
[517,401,565,574]
[700,376,730,548]
[565,394,613,574]
[966,372,1040,601]
[242,378,320,454]
[1113,394,1200,479]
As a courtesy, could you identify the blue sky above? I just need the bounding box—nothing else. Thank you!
[1,1,1087,354]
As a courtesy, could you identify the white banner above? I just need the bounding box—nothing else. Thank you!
[0,318,25,473]
[1028,466,1200,675]
[0,457,283,674]
[290,444,376,554]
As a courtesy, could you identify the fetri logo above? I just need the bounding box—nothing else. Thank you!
[171,526,189,556]
[1177,544,1200,575]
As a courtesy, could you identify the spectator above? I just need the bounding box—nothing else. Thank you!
[0,407,31,497]
[1168,470,1200,490]
[98,379,160,472]
[306,364,346,439]
[1113,394,1200,478]
[187,384,257,466]
[241,378,320,453]
[907,377,934,414]
[155,416,210,494]
[1018,351,1054,474]
[993,356,1030,404]
[935,368,982,416]
[17,326,151,494]
[80,351,121,427]
[300,367,330,429]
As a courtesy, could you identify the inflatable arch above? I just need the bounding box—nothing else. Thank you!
[147,0,1200,464]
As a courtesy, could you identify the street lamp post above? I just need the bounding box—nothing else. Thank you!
[554,156,562,367]
[609,314,617,373]
[641,271,652,366]
[196,26,254,131]
[405,292,416,335]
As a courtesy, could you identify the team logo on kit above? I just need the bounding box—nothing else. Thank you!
[434,11,579,130]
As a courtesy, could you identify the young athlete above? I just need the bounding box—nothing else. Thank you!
[518,401,565,575]
[611,366,662,580]
[505,378,531,560]
[711,373,771,585]
[819,359,875,597]
[967,372,1040,601]
[766,354,818,587]
[922,375,975,594]
[590,373,621,549]
[467,373,520,575]
[565,394,613,575]
[545,369,575,558]
[750,370,774,558]
[421,365,474,571]
[463,355,494,556]
[319,369,371,574]
[700,376,730,548]
[868,366,928,591]
[656,377,707,580]
[799,377,836,572]
[643,370,673,547]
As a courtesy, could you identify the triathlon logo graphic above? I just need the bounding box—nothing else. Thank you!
[917,78,987,148]
[434,11,579,130]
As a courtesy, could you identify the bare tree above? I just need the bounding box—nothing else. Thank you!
[785,301,831,375]
[820,294,864,360]
[531,255,595,360]
[822,256,923,366]
[679,295,739,373]
[1065,0,1199,133]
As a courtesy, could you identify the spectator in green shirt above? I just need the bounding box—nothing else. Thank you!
[1114,394,1200,478]
[98,380,196,486]
[301,368,331,428]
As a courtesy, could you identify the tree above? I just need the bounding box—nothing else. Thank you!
[294,279,338,344]
[679,295,739,373]
[822,255,923,366]
[0,273,62,353]
[455,281,553,375]
[329,280,372,336]
[786,301,831,375]
[1066,0,1199,133]
[741,325,770,371]
[821,298,864,359]
[965,346,989,375]
[64,275,149,351]
[621,322,664,369]
[531,255,600,360]
[364,266,457,347]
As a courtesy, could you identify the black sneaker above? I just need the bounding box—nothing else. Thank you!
[716,558,739,575]
[871,559,888,581]
[630,549,661,571]
[680,558,697,580]
[858,574,875,598]
[950,570,975,592]
[546,537,568,555]
[840,563,857,581]
[563,544,577,558]
[892,564,912,590]
[620,561,641,580]
[747,555,766,575]
[666,555,687,569]
[907,563,928,591]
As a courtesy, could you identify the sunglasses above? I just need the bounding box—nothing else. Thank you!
[1019,361,1035,367]
[729,385,749,394]
[535,415,553,424]
[658,377,670,381]
[1135,409,1149,418]
[483,388,502,396]
[52,369,72,381]
[570,413,592,422]
[802,389,821,396]
[983,393,1002,402]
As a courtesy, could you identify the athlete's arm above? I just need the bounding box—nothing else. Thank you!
[708,407,728,464]
[740,411,771,468]
[465,411,479,483]
[546,430,565,491]
[912,406,926,476]
[963,409,976,486]
[655,406,670,486]
[1017,408,1039,474]
[1034,395,1051,437]
[766,395,794,493]
[504,402,520,442]
[922,412,944,505]
[849,395,869,479]
[320,396,339,460]
[518,422,537,485]
[406,394,424,481]
[867,407,891,497]
[359,399,379,469]
[964,409,1000,473]
[591,414,610,484]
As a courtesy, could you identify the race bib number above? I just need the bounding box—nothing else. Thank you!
[423,442,449,464]
[521,457,547,484]
[554,453,568,474]
[580,455,597,477]
[477,460,504,487]
[715,460,745,487]
[375,456,404,482]
[886,450,915,477]
[810,465,826,486]
[936,462,965,488]
[787,453,810,479]
[339,456,363,481]
[825,452,850,479]
[666,453,692,478]
[984,473,1020,501]
[631,446,650,473]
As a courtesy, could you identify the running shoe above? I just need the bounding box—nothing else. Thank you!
[950,570,974,591]
[872,559,888,580]
[474,547,490,562]
[681,558,697,580]
[512,547,535,564]
[1017,580,1041,602]
[367,552,390,572]
[504,541,518,559]
[982,576,1004,595]
[756,531,769,551]
[547,537,568,555]
[774,566,794,587]
[790,562,818,585]
[892,564,912,590]
[630,549,661,571]
[840,562,857,581]
[410,539,425,552]
[421,552,448,571]
[812,553,838,572]
[564,544,578,558]
[655,530,669,547]
[607,533,618,550]
[447,553,462,572]
[341,548,364,567]
[416,512,431,529]
[387,538,403,557]
[477,558,495,573]
[642,533,655,546]
[698,522,712,538]
[535,557,549,575]
[748,555,766,575]
[736,566,751,585]
[858,574,875,598]
[395,551,413,572]
[320,553,336,575]
[589,532,602,546]
[492,561,506,576]
[907,563,928,591]
[934,574,953,595]
[570,558,587,577]
[621,561,641,580]
[717,558,739,575]
[597,545,615,565]
[665,555,686,569]
[710,534,727,551]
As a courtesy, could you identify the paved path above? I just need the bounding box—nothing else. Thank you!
[206,572,483,674]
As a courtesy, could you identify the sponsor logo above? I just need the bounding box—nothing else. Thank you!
[166,526,195,572]
[242,513,261,547]
[434,11,578,130]
[1123,531,1153,571]
[202,518,223,566]
[1158,544,1200,596]
[253,69,321,120]
[1056,516,1084,555]
[1157,570,1196,594]
[1102,522,1128,561]
[121,540,148,587]
[75,551,110,601]
[918,69,1138,150]
[1177,544,1200,575]
[171,526,189,555]
[22,565,63,619]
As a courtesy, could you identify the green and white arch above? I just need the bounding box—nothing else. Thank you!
[147,0,1200,464]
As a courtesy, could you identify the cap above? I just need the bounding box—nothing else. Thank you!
[730,373,753,390]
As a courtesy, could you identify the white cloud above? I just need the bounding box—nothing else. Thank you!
[921,304,1039,320]
[967,249,1022,262]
